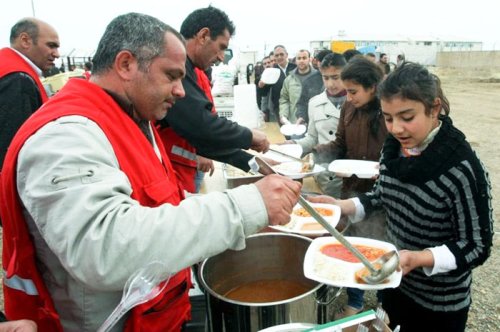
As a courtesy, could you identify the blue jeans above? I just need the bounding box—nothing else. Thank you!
[347,288,365,309]
[346,288,384,309]
[194,170,205,193]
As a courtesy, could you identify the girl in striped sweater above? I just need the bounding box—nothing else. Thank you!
[310,62,493,332]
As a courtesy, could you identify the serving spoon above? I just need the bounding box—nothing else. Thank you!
[97,261,171,332]
[250,156,399,284]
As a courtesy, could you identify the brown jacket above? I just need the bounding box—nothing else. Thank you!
[314,99,388,198]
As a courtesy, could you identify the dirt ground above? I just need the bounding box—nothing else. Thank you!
[0,67,498,330]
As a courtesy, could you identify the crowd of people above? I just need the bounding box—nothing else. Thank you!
[0,5,493,332]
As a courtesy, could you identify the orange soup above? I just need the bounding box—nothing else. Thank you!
[224,279,310,303]
[320,243,386,263]
[294,207,333,218]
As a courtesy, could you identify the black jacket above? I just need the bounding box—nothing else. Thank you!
[270,63,296,117]
[0,72,43,168]
[158,58,254,171]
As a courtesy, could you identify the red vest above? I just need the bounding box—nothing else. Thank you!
[158,68,216,193]
[0,47,48,103]
[0,79,191,331]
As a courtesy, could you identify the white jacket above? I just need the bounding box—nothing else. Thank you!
[295,91,341,154]
[292,92,343,197]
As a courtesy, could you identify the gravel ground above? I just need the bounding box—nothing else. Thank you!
[0,67,498,331]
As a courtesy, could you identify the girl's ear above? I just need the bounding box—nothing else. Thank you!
[431,97,442,117]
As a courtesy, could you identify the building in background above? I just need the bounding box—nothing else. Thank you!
[310,31,482,65]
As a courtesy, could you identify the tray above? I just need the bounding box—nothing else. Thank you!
[304,236,402,290]
[280,124,306,136]
[272,162,325,179]
[328,160,379,179]
[269,203,341,236]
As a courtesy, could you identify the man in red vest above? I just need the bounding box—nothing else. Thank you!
[0,13,301,331]
[157,6,270,193]
[0,17,60,169]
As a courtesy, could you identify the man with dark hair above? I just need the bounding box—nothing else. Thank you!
[294,49,333,124]
[279,49,315,125]
[0,17,60,169]
[157,6,270,193]
[378,52,391,74]
[311,49,331,69]
[343,48,362,62]
[0,12,300,331]
[83,61,92,80]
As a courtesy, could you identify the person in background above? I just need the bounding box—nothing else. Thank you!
[378,52,391,75]
[83,61,92,80]
[279,49,315,126]
[264,44,296,122]
[255,51,275,122]
[0,17,60,169]
[294,49,332,124]
[310,62,493,332]
[311,48,328,70]
[254,60,264,108]
[396,54,405,67]
[343,48,362,62]
[365,52,376,62]
[283,53,347,197]
[156,6,270,193]
[256,56,273,121]
[314,57,388,319]
[268,51,276,66]
[0,12,301,331]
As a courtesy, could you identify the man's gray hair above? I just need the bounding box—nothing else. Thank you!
[10,18,39,44]
[92,13,184,74]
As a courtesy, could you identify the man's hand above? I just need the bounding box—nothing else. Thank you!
[254,174,301,226]
[0,319,37,332]
[250,129,270,153]
[196,156,215,176]
[295,117,306,125]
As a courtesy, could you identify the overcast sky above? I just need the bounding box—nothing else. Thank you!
[1,0,499,59]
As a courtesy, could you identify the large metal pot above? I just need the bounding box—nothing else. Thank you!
[199,233,324,332]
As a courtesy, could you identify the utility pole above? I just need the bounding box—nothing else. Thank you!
[31,0,36,16]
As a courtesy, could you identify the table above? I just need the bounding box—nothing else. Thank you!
[199,122,321,194]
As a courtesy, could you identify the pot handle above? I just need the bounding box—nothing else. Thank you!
[315,285,343,306]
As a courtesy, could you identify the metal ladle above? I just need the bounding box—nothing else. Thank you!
[250,156,399,284]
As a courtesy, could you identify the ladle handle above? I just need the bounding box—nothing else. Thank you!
[297,196,377,273]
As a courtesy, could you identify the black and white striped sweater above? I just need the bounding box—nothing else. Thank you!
[360,116,493,312]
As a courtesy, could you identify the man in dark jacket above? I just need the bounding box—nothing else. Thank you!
[0,18,60,168]
[295,49,332,124]
[157,6,269,191]
[268,45,296,122]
